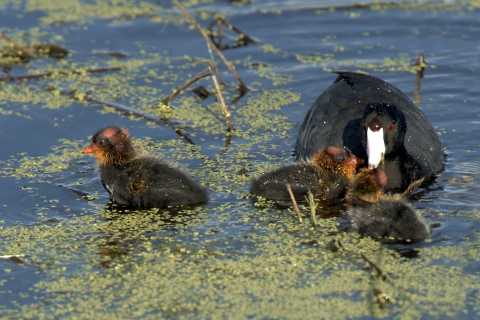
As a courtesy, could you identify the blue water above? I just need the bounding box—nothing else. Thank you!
[1,0,479,318]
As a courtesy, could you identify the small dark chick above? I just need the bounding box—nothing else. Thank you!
[82,126,208,208]
[250,147,362,201]
[347,168,429,241]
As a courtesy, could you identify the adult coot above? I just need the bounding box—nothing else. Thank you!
[295,72,444,192]
[82,126,208,208]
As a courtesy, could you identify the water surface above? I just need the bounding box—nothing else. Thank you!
[0,0,479,318]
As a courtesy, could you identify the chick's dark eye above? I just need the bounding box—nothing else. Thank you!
[98,139,106,146]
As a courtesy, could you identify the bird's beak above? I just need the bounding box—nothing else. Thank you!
[82,143,96,154]
[367,127,385,169]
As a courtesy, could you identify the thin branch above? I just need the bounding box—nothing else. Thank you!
[158,64,234,132]
[207,65,234,132]
[230,89,247,104]
[161,67,211,105]
[0,31,34,60]
[216,18,223,50]
[413,52,426,106]
[63,90,195,144]
[272,2,400,13]
[173,0,252,91]
[219,18,259,44]
[306,190,318,232]
[31,43,70,58]
[206,41,224,86]
[279,1,458,13]
[86,96,194,144]
[286,184,303,223]
[337,240,389,281]
[0,67,122,82]
[0,254,25,259]
[208,17,259,47]
[58,184,94,200]
[336,239,347,251]
[360,253,388,281]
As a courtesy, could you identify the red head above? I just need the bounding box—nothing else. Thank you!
[325,146,364,168]
[82,126,135,166]
[348,168,388,202]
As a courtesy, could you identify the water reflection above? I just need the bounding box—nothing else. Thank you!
[413,52,426,105]
[1,0,480,318]
[97,204,206,268]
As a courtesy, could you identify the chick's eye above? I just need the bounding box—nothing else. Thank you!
[98,139,106,146]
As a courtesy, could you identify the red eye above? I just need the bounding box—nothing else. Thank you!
[387,124,395,131]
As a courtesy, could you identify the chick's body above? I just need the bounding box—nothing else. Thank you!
[83,126,207,208]
[250,147,361,201]
[99,156,208,208]
[347,168,429,241]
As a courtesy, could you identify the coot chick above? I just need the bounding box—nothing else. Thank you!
[82,126,208,208]
[295,71,444,193]
[347,168,430,241]
[250,147,362,201]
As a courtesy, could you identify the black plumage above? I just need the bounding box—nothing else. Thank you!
[250,147,361,201]
[295,72,444,193]
[83,126,208,208]
[347,168,430,241]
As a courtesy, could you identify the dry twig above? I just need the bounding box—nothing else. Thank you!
[0,31,34,60]
[413,52,427,106]
[161,67,211,105]
[273,2,401,13]
[286,184,303,223]
[207,17,259,49]
[306,190,318,232]
[63,90,195,144]
[337,240,389,280]
[173,0,251,91]
[207,65,234,131]
[0,67,121,82]
[360,253,388,281]
[159,64,235,132]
